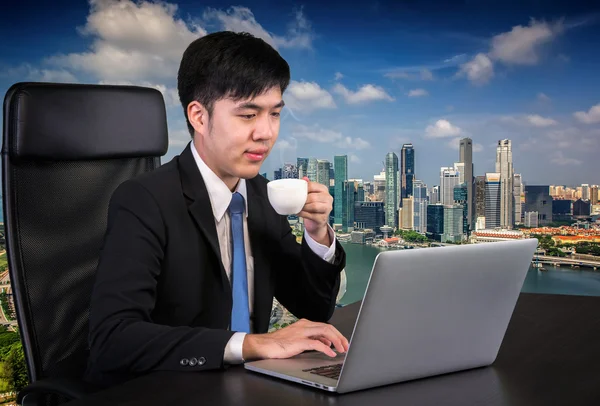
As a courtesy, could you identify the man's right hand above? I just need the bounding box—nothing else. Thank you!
[242,319,350,361]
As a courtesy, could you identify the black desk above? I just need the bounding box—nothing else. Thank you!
[66,293,600,406]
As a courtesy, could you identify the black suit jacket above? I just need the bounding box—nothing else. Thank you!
[84,143,346,388]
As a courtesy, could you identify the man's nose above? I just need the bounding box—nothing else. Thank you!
[252,115,275,140]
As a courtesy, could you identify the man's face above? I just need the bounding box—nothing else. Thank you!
[192,86,284,185]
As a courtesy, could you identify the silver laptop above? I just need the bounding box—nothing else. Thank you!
[244,238,538,393]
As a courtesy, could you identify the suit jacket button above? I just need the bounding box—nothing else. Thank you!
[180,358,189,366]
[189,357,198,366]
[198,357,206,366]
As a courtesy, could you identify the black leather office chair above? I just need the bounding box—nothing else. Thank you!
[1,82,169,405]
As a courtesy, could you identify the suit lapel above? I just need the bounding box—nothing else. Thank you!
[246,179,274,334]
[178,143,231,294]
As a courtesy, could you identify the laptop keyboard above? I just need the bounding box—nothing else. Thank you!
[302,363,343,380]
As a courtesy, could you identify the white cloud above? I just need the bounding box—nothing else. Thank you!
[332,83,394,104]
[274,138,296,151]
[291,124,371,149]
[489,19,562,65]
[338,137,371,150]
[420,69,434,81]
[47,0,206,81]
[407,88,428,97]
[550,151,582,166]
[457,53,494,85]
[350,154,361,164]
[574,103,600,124]
[424,119,462,138]
[284,80,336,112]
[334,72,344,80]
[168,128,190,146]
[537,92,551,103]
[203,6,313,50]
[525,114,558,127]
[473,143,484,152]
[383,68,434,81]
[499,114,558,127]
[458,19,563,85]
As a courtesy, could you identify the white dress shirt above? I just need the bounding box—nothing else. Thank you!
[190,144,337,364]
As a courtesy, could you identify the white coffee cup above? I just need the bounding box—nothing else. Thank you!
[267,179,308,215]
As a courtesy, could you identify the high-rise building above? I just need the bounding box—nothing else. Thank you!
[385,152,399,227]
[524,186,552,226]
[443,205,464,243]
[459,137,475,232]
[316,159,330,187]
[297,158,308,178]
[334,155,348,228]
[282,163,298,179]
[400,197,414,230]
[496,139,514,229]
[429,185,440,205]
[426,204,445,241]
[453,184,468,237]
[307,158,317,182]
[401,144,415,204]
[524,212,539,228]
[513,174,523,225]
[485,173,501,229]
[475,176,486,219]
[573,199,591,217]
[274,168,282,180]
[591,185,599,205]
[581,184,590,201]
[354,201,385,235]
[373,171,386,202]
[440,167,460,205]
[412,180,428,234]
[345,180,356,231]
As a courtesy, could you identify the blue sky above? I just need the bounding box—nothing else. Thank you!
[1,0,600,188]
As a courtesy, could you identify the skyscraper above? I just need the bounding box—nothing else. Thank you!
[297,157,308,178]
[429,185,440,205]
[475,175,486,219]
[385,152,399,227]
[401,144,415,204]
[459,137,474,232]
[496,139,514,229]
[412,180,428,234]
[334,155,348,228]
[307,158,317,182]
[485,173,501,228]
[513,174,523,225]
[440,167,460,206]
[316,159,330,187]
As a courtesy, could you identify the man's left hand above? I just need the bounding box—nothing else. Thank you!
[298,177,333,246]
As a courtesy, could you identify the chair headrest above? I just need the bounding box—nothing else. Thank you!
[2,82,169,161]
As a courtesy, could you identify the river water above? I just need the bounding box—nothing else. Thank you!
[337,242,600,305]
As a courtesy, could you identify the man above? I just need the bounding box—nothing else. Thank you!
[84,31,349,388]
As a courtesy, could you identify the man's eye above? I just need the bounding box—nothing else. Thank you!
[271,112,281,118]
[240,114,255,119]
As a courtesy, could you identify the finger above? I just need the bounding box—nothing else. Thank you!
[306,181,328,194]
[305,326,347,354]
[300,202,330,214]
[305,339,337,357]
[311,336,332,348]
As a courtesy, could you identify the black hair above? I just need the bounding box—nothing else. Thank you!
[177,31,291,136]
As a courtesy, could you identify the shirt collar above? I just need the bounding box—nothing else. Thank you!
[190,141,248,221]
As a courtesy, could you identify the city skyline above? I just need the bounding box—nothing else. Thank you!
[1,1,600,186]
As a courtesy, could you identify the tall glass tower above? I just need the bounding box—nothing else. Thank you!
[401,144,415,205]
[385,152,399,227]
[334,155,348,229]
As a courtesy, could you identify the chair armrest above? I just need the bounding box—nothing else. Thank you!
[17,377,98,405]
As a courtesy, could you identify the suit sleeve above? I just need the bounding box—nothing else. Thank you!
[86,180,234,381]
[273,216,346,323]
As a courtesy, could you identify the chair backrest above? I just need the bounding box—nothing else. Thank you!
[1,82,169,382]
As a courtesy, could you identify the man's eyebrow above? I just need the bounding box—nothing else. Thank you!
[234,100,285,110]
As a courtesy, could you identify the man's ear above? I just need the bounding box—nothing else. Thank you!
[187,101,208,136]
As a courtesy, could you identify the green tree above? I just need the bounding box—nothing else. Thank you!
[6,341,28,394]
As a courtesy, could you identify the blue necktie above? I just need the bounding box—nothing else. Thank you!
[229,192,251,333]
